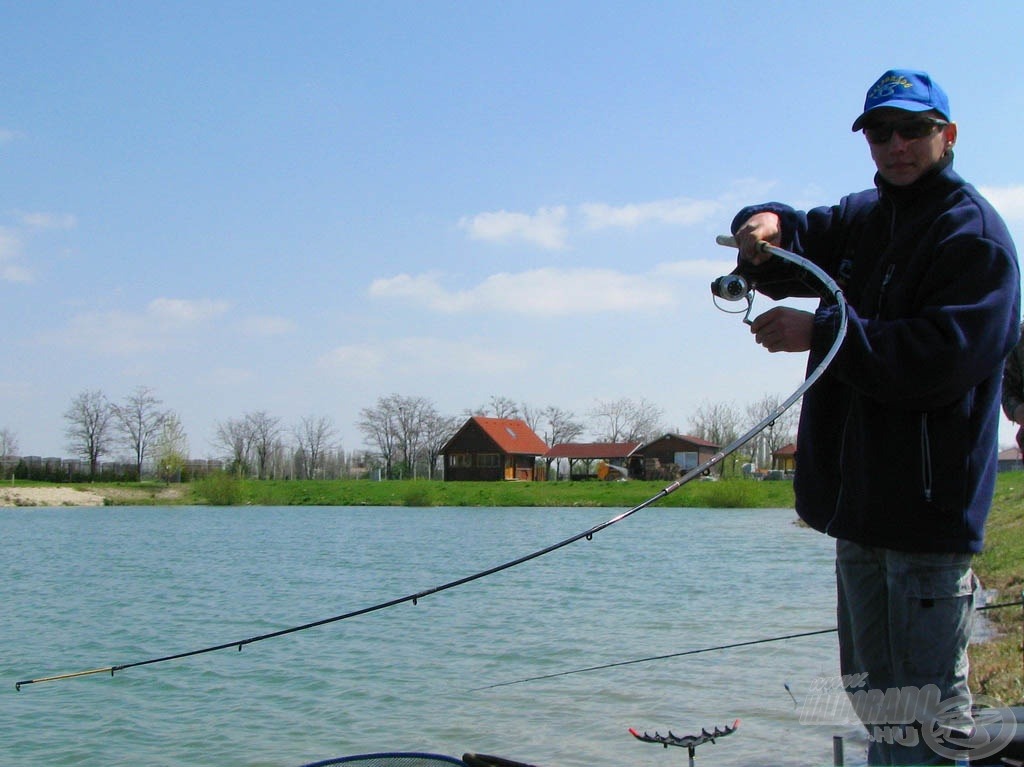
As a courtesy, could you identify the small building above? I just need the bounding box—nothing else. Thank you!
[544,442,641,480]
[997,447,1023,473]
[637,433,721,480]
[441,416,549,481]
[772,443,797,473]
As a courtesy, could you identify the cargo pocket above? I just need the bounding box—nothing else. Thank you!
[889,553,975,682]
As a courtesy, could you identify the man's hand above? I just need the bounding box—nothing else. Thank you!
[735,211,782,265]
[749,306,814,353]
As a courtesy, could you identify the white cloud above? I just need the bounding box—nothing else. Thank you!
[979,185,1024,221]
[61,309,161,355]
[53,297,232,355]
[200,367,256,387]
[653,258,738,278]
[317,336,523,379]
[581,197,722,229]
[1,210,77,282]
[0,227,31,282]
[148,297,231,325]
[236,314,296,337]
[458,206,568,250]
[458,189,768,251]
[18,211,77,230]
[1,263,32,282]
[371,266,675,316]
[316,345,386,377]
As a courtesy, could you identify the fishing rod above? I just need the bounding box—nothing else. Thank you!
[15,236,847,692]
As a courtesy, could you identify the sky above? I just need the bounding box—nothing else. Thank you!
[3,1,1024,460]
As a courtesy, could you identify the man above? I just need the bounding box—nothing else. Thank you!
[732,69,1019,765]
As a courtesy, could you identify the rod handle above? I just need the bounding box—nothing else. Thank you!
[717,234,773,253]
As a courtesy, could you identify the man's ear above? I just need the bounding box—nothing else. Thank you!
[944,122,958,152]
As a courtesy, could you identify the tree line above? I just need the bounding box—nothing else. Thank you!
[0,388,798,481]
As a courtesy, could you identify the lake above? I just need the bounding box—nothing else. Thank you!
[3,505,864,766]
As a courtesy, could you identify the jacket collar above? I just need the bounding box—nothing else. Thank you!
[875,153,957,204]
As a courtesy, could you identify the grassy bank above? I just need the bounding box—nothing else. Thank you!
[187,474,799,508]
[971,472,1024,705]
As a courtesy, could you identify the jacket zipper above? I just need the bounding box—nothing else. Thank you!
[826,401,854,535]
[876,263,896,316]
[920,414,933,502]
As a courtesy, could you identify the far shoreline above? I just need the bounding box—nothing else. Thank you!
[0,476,798,509]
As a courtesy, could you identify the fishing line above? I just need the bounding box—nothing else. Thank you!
[467,599,1023,692]
[15,237,847,692]
[467,628,839,692]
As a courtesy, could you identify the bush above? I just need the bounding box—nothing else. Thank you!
[194,472,244,506]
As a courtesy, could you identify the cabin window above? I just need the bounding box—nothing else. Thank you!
[451,453,472,467]
[478,453,501,468]
[674,451,698,470]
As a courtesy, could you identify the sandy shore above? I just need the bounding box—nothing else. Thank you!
[0,486,106,507]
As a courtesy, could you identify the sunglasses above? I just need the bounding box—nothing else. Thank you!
[863,118,948,145]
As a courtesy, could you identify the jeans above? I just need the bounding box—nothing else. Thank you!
[836,539,977,765]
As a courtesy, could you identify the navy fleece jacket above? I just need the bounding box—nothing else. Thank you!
[732,158,1020,552]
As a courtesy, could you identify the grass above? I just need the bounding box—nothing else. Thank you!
[971,473,1024,705]
[179,475,799,508]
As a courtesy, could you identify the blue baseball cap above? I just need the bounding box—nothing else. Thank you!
[851,69,951,131]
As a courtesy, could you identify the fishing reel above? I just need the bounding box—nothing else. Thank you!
[710,273,755,324]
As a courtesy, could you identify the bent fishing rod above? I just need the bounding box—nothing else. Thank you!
[15,236,847,692]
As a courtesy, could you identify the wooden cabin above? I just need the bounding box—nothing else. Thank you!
[636,433,721,480]
[441,416,549,481]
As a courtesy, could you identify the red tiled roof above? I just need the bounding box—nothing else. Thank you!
[773,443,797,456]
[545,442,641,459]
[472,416,549,455]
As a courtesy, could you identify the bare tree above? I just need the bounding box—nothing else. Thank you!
[590,397,664,443]
[294,415,337,479]
[519,403,542,433]
[358,396,401,479]
[745,394,800,469]
[689,399,742,445]
[536,405,586,473]
[64,389,114,477]
[0,427,18,458]
[360,394,457,479]
[0,426,18,480]
[689,399,743,476]
[469,395,520,419]
[421,410,460,480]
[540,405,585,446]
[246,411,282,479]
[112,386,169,480]
[394,395,432,478]
[214,417,253,476]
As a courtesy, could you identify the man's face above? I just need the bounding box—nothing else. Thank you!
[863,108,958,186]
